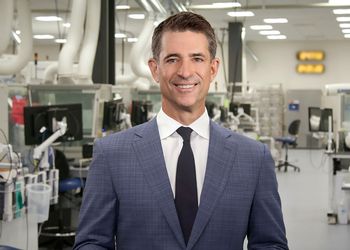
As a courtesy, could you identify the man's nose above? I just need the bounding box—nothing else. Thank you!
[177,60,194,78]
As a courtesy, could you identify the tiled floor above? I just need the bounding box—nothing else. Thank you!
[276,149,350,250]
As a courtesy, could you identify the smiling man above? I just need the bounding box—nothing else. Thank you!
[74,12,288,250]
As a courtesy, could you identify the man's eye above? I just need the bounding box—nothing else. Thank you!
[194,57,204,62]
[166,58,177,63]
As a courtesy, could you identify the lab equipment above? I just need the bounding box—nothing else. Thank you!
[23,103,82,146]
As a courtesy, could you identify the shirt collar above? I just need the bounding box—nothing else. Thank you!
[157,108,210,140]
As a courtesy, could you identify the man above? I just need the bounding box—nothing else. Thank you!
[74,12,288,250]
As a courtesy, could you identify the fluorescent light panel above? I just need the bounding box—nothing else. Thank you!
[329,0,350,4]
[33,34,55,39]
[333,9,350,14]
[190,2,241,9]
[340,23,350,28]
[337,17,350,22]
[115,5,130,10]
[55,39,66,43]
[267,35,286,40]
[264,18,288,24]
[342,29,350,33]
[127,37,138,43]
[227,11,254,17]
[128,14,145,19]
[259,30,280,35]
[35,16,62,22]
[344,34,350,38]
[115,33,127,38]
[250,25,273,30]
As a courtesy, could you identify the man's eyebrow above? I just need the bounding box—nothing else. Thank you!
[190,53,205,57]
[163,53,180,60]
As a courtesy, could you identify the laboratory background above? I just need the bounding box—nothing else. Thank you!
[0,0,350,249]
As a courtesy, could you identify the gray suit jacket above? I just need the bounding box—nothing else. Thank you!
[74,118,288,250]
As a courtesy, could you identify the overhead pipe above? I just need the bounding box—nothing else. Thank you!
[0,0,13,55]
[136,0,154,13]
[170,0,188,12]
[129,18,155,84]
[0,0,32,75]
[43,62,58,84]
[148,0,167,15]
[76,0,101,84]
[57,0,86,83]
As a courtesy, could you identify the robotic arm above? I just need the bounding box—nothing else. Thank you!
[33,118,67,169]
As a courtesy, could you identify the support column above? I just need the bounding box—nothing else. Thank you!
[92,0,115,84]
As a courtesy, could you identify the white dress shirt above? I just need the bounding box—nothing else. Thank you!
[156,108,210,205]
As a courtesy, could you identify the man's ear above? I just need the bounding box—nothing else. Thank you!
[210,58,220,82]
[148,58,159,83]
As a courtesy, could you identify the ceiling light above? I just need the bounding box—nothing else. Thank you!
[344,34,350,38]
[62,23,71,28]
[267,35,287,40]
[227,11,254,17]
[116,5,130,10]
[128,14,145,20]
[264,18,288,24]
[115,33,127,38]
[189,2,241,9]
[35,16,62,22]
[337,17,350,22]
[259,30,281,35]
[15,30,21,35]
[33,34,55,40]
[329,0,350,4]
[12,31,21,44]
[342,29,350,33]
[250,25,273,30]
[212,2,241,8]
[340,23,350,28]
[127,37,138,43]
[333,9,350,14]
[55,39,67,44]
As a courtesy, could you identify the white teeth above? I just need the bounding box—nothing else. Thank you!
[177,84,194,89]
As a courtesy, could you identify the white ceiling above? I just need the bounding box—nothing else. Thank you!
[27,0,350,44]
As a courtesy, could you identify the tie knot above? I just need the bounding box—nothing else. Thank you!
[177,127,193,142]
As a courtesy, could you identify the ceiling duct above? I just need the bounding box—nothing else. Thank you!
[0,0,32,75]
[148,0,167,15]
[0,0,13,55]
[136,0,168,15]
[136,0,154,13]
[170,0,188,12]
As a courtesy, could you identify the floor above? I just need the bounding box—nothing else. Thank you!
[274,149,350,250]
[38,149,350,250]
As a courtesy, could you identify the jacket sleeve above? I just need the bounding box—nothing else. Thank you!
[73,138,118,250]
[247,144,289,250]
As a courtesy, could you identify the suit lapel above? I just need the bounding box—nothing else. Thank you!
[132,119,186,248]
[187,121,238,249]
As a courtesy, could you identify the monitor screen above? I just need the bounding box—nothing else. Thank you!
[102,99,125,131]
[308,107,333,132]
[131,100,152,126]
[24,103,83,145]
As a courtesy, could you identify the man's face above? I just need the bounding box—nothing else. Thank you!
[148,31,219,117]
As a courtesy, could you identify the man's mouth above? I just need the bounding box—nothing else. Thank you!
[174,83,198,89]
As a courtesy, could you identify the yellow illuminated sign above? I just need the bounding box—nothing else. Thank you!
[297,51,325,61]
[296,64,325,74]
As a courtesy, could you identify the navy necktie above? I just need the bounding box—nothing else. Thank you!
[175,126,198,245]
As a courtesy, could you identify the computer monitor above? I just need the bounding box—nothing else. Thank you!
[308,107,333,132]
[229,102,251,116]
[131,100,152,126]
[102,99,125,131]
[24,103,83,145]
